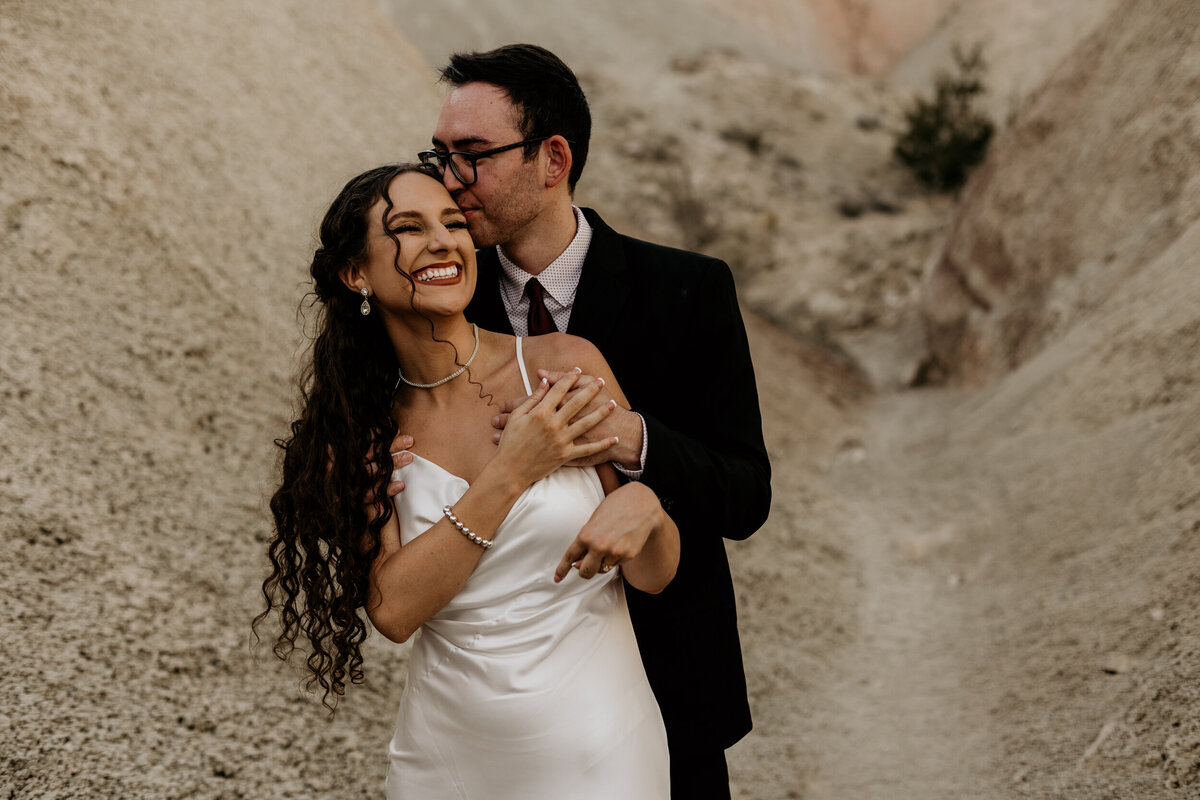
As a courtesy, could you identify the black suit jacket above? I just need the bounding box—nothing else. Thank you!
[466,208,772,751]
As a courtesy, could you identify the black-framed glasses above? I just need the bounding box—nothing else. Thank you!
[417,137,550,186]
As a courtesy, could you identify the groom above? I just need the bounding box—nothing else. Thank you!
[420,44,770,798]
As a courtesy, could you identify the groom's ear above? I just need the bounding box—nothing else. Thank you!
[544,135,573,190]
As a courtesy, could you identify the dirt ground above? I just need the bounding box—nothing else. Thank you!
[4,1,1199,799]
[729,212,1200,798]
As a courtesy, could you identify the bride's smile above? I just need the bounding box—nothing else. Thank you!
[352,171,478,322]
[412,262,463,284]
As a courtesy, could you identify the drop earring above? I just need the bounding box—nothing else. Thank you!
[359,287,371,316]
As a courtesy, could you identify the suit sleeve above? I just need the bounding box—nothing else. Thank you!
[637,261,771,541]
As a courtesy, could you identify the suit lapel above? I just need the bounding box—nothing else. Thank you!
[466,211,631,344]
[567,208,631,348]
[465,246,514,335]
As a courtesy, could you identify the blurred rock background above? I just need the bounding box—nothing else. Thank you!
[2,0,1197,797]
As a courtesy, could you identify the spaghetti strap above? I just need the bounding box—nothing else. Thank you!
[515,337,533,395]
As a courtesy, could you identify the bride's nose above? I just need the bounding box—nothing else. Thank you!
[427,222,455,252]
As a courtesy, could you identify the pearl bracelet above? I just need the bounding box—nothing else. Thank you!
[442,505,494,550]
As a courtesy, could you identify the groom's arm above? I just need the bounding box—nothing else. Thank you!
[485,256,771,543]
[513,260,771,542]
[635,260,771,542]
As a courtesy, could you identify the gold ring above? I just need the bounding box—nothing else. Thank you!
[599,562,614,573]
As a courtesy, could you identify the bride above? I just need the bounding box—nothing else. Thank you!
[256,163,678,799]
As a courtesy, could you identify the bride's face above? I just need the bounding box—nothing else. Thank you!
[360,172,477,319]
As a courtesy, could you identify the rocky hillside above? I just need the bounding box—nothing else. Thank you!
[690,0,960,76]
[890,0,1124,123]
[375,0,1138,393]
[921,0,1200,384]
[4,0,1199,798]
[1,1,440,796]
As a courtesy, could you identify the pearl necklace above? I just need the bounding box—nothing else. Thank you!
[395,324,480,390]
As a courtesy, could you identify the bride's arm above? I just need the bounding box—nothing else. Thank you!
[552,467,679,594]
[529,335,679,594]
[365,374,615,643]
[597,466,680,594]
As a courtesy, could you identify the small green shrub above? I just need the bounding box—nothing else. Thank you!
[894,44,995,191]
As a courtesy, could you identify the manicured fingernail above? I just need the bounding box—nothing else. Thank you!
[607,399,616,409]
[612,436,619,444]
[573,366,582,374]
[541,377,548,385]
[390,451,402,457]
[402,435,413,445]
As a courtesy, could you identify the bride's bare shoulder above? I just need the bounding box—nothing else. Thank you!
[522,332,604,373]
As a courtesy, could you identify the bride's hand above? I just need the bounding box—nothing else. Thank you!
[495,370,618,486]
[491,370,642,469]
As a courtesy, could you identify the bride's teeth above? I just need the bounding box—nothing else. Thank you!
[417,265,458,282]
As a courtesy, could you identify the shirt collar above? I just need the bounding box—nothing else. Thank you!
[496,206,592,305]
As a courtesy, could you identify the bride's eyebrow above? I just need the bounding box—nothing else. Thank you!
[385,210,420,226]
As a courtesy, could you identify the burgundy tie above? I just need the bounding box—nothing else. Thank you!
[525,278,558,335]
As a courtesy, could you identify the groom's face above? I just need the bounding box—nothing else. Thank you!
[432,82,545,250]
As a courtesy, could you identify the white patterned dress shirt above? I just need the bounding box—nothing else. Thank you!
[495,207,648,478]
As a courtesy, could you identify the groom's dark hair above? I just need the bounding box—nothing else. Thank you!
[440,43,592,192]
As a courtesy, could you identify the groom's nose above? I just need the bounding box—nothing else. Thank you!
[441,168,467,195]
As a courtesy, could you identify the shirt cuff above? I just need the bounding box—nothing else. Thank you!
[612,413,648,481]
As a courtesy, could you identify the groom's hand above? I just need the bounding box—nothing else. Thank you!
[491,370,642,469]
[364,433,415,502]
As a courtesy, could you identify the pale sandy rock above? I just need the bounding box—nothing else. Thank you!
[891,0,1125,123]
[6,0,1200,798]
[1,1,438,797]
[920,0,1200,385]
[689,0,961,76]
[894,212,1200,796]
[375,0,822,91]
[794,209,1200,796]
[576,48,955,389]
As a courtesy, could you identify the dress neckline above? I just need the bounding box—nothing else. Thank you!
[407,451,471,486]
[403,336,534,488]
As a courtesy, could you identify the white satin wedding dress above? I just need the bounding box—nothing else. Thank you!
[384,337,669,800]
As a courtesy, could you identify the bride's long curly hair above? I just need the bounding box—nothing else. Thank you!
[253,163,443,709]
